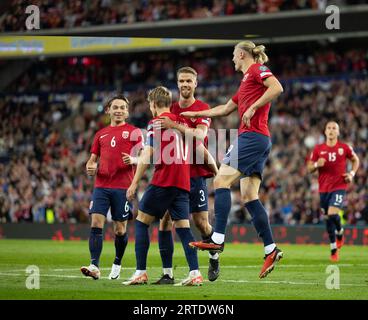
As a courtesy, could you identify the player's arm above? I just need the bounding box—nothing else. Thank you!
[343,151,360,183]
[122,148,142,165]
[243,76,284,127]
[126,145,153,201]
[154,120,208,141]
[196,142,218,175]
[86,154,98,176]
[307,158,326,174]
[181,99,237,119]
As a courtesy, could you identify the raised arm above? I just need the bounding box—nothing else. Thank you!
[181,99,237,119]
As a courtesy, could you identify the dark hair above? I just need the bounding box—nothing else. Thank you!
[104,94,129,111]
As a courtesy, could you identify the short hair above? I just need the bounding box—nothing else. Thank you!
[176,66,198,79]
[104,94,129,110]
[147,86,172,108]
[325,121,339,130]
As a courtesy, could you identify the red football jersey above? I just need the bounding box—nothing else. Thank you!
[91,123,144,189]
[232,63,274,137]
[171,100,213,178]
[310,141,354,193]
[148,112,190,192]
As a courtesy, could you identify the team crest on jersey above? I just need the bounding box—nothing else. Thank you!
[242,74,249,82]
[338,148,344,155]
[190,118,196,122]
[122,131,129,139]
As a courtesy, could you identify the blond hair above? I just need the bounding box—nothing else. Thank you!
[176,66,198,78]
[236,41,269,64]
[147,86,172,108]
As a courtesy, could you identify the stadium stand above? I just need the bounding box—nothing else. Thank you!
[1,42,367,226]
[0,0,364,32]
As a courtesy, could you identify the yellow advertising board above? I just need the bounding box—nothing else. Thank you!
[0,36,236,58]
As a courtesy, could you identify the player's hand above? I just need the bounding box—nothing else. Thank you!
[122,152,137,165]
[86,162,97,176]
[126,183,138,201]
[153,117,175,130]
[316,158,326,168]
[342,172,353,183]
[180,111,201,118]
[242,106,256,127]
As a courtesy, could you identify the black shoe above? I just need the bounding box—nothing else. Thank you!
[208,258,220,282]
[153,274,175,285]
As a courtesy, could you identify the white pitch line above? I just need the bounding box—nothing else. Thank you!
[219,279,368,287]
[50,263,368,272]
[0,272,366,288]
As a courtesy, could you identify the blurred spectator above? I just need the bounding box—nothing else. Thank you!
[0,0,337,32]
[1,46,367,226]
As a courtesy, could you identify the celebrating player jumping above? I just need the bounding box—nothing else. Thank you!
[181,41,284,279]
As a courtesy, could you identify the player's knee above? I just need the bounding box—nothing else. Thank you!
[193,214,211,235]
[242,192,258,204]
[214,175,230,189]
[159,216,173,231]
[91,216,104,228]
[114,224,127,236]
[173,219,190,229]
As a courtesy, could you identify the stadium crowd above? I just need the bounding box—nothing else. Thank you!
[1,69,367,225]
[7,46,368,93]
[0,0,363,32]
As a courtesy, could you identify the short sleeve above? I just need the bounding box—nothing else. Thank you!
[345,144,354,159]
[195,117,211,128]
[310,146,318,162]
[232,91,239,104]
[90,133,100,156]
[145,122,154,147]
[253,65,274,84]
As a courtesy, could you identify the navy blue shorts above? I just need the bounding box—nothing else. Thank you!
[89,188,132,221]
[223,132,272,178]
[320,190,346,214]
[139,184,189,220]
[190,177,208,213]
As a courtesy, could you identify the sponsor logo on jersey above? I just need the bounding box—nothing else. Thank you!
[338,148,344,155]
[100,134,109,139]
[321,151,327,155]
[122,131,129,139]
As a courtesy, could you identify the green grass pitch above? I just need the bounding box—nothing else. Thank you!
[0,239,367,300]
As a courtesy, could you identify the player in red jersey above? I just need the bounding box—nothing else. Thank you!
[81,94,144,280]
[181,41,284,279]
[307,121,359,262]
[123,86,203,286]
[151,67,220,284]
